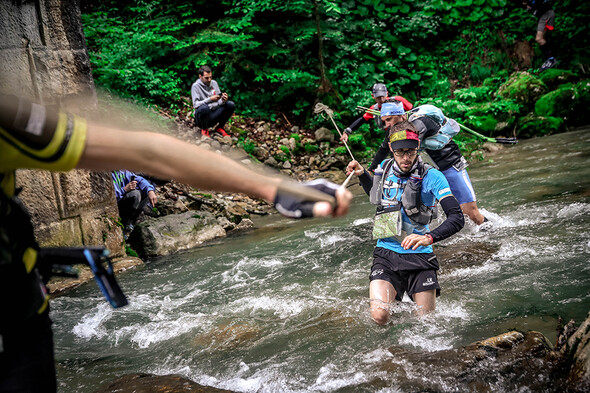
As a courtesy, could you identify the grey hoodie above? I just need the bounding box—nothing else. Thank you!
[191,78,224,110]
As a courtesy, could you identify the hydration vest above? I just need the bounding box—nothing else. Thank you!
[372,159,435,226]
[408,105,460,150]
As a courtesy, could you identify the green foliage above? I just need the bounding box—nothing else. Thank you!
[454,85,493,104]
[279,145,291,157]
[193,192,213,198]
[454,133,485,158]
[82,0,589,138]
[571,80,590,126]
[238,137,257,154]
[334,146,347,155]
[537,69,579,90]
[465,114,498,134]
[517,113,564,138]
[125,245,139,258]
[348,133,367,149]
[497,72,547,108]
[536,81,590,126]
[464,100,522,135]
[534,83,576,118]
[304,143,320,153]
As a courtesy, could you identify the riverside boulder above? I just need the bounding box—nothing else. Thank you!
[129,211,226,258]
[314,127,335,143]
[497,72,547,108]
[562,312,590,391]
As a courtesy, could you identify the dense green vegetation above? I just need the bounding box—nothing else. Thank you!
[81,0,589,156]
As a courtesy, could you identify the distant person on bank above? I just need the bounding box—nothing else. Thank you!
[522,0,558,71]
[111,170,157,236]
[191,65,235,138]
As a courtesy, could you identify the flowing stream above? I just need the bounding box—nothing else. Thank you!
[52,128,590,392]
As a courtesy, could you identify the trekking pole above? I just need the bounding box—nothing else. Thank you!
[357,103,518,145]
[314,102,356,162]
[340,171,355,189]
[457,123,518,144]
[356,105,380,116]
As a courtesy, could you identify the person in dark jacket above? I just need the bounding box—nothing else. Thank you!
[341,83,412,143]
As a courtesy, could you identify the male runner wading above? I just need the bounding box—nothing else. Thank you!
[347,121,464,323]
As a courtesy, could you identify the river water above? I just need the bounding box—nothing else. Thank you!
[52,128,590,392]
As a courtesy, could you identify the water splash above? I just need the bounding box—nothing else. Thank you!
[72,303,113,340]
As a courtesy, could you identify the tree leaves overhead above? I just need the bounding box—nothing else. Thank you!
[82,0,589,120]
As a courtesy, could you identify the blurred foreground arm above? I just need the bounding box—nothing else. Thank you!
[0,95,351,218]
[78,123,351,217]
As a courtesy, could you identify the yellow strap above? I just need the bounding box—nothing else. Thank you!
[37,295,49,314]
[22,247,50,315]
[23,247,37,273]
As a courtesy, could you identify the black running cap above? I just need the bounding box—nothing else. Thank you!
[372,83,388,97]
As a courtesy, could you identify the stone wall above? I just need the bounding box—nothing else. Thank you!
[0,0,124,256]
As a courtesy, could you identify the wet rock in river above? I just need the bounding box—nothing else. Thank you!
[436,240,499,271]
[562,312,590,391]
[191,322,262,352]
[378,330,563,392]
[94,373,235,393]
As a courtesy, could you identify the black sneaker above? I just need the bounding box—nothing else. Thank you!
[539,57,558,72]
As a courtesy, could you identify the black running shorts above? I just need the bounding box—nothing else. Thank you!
[370,247,441,301]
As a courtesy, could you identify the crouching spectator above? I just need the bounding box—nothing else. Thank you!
[112,170,157,237]
[191,65,235,138]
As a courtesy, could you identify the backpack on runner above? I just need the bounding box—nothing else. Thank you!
[408,104,460,150]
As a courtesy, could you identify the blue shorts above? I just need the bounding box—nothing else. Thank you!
[441,166,477,205]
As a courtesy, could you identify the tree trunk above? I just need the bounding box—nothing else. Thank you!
[312,0,333,94]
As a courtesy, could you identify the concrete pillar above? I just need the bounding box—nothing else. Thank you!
[0,0,124,256]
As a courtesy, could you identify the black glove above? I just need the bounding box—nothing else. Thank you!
[274,179,339,218]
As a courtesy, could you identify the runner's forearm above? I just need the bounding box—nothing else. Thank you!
[348,116,368,132]
[79,124,280,202]
[358,170,373,196]
[428,196,464,243]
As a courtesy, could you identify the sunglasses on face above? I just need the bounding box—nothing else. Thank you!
[392,149,418,158]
